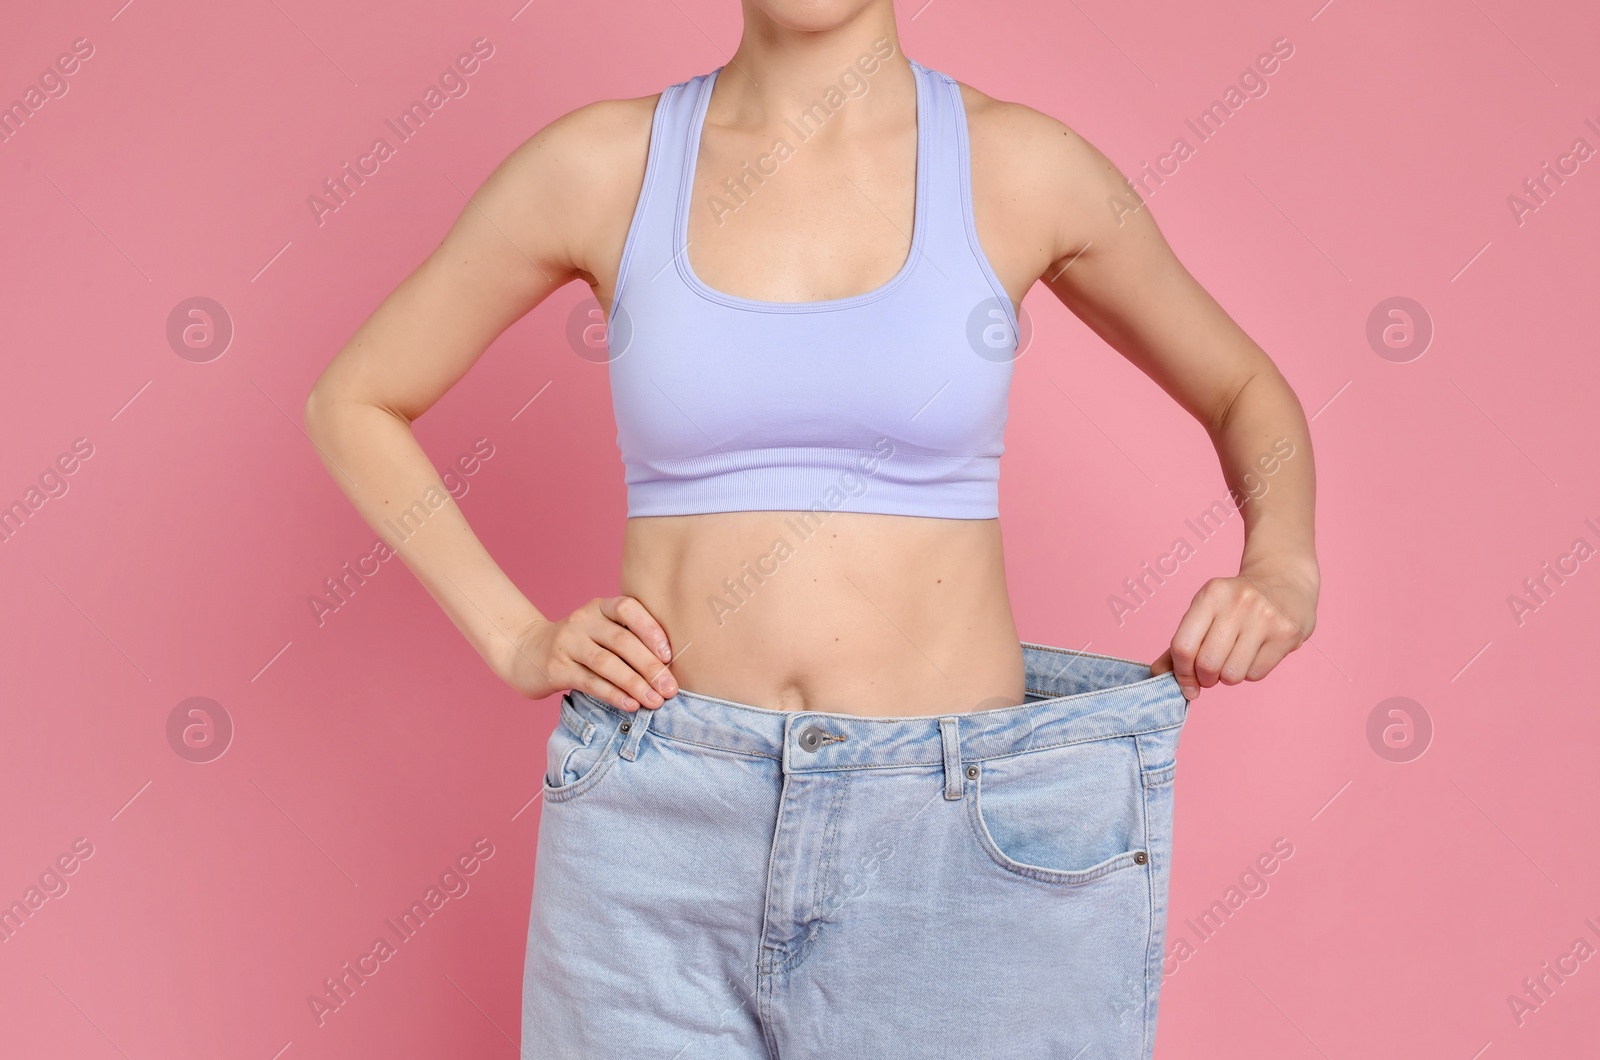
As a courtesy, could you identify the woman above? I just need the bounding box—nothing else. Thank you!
[305,2,1318,1057]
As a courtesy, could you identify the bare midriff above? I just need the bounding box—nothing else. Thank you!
[620,511,1026,717]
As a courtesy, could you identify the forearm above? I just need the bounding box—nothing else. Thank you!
[304,394,543,673]
[1210,367,1319,588]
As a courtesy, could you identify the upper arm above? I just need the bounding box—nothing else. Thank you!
[305,95,656,423]
[975,99,1275,434]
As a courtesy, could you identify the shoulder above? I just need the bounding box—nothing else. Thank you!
[497,93,661,203]
[470,92,661,266]
[951,79,1142,256]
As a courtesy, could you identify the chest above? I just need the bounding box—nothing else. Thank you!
[685,115,920,304]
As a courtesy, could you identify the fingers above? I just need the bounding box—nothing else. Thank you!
[590,598,679,705]
[1191,613,1240,691]
[1150,648,1174,675]
[1241,631,1296,682]
[569,670,645,714]
[1166,603,1216,702]
[600,595,673,665]
[576,596,678,710]
[1166,577,1310,700]
[1218,622,1267,685]
[541,611,650,713]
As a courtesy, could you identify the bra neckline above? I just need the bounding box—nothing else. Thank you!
[673,57,933,314]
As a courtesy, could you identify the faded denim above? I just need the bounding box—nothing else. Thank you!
[521,642,1189,1059]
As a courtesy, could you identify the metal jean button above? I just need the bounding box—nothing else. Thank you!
[1133,850,1149,865]
[798,725,824,752]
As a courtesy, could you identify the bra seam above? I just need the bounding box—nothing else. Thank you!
[630,443,1000,460]
[944,69,1024,345]
[609,84,678,323]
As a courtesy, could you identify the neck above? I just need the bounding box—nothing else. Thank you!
[719,2,909,122]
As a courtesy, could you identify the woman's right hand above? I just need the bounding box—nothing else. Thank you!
[498,596,678,712]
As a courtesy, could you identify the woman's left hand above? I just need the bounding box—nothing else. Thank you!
[1151,560,1319,701]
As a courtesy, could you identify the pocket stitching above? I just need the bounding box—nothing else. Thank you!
[542,726,622,804]
[964,773,1145,886]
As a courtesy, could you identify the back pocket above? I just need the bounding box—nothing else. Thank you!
[966,735,1147,885]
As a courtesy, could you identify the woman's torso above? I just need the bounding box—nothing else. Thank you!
[568,57,1060,716]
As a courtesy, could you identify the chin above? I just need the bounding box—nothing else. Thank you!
[747,0,883,33]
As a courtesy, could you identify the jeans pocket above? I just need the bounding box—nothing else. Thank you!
[965,735,1148,885]
[542,694,622,804]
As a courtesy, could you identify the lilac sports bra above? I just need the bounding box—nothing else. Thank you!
[606,57,1020,519]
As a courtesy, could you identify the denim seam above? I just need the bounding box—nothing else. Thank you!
[757,774,792,981]
[1136,734,1157,1058]
[800,773,851,971]
[647,728,782,761]
[778,721,1186,774]
[648,676,1181,729]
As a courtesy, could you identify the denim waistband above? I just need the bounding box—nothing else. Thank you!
[567,642,1188,774]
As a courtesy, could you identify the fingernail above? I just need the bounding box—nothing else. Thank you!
[656,674,676,694]
[1183,687,1198,701]
[622,696,639,711]
[659,642,672,662]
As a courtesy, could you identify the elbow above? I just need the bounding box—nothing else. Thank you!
[302,383,341,443]
[302,386,324,437]
[1206,371,1259,438]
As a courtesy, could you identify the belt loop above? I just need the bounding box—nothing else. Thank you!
[619,707,653,761]
[939,716,963,800]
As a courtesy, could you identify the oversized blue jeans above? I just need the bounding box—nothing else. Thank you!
[522,642,1189,1059]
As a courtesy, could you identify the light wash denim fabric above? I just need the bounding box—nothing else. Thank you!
[522,642,1189,1060]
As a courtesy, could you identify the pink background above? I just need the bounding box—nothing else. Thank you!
[3,0,1597,1057]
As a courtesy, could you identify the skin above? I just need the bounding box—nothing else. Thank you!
[304,0,1319,719]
